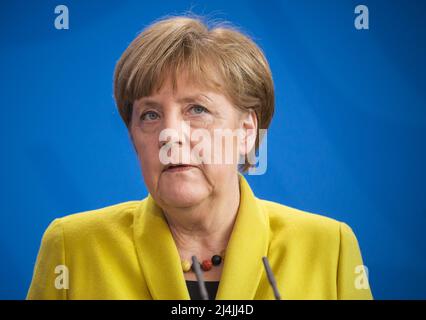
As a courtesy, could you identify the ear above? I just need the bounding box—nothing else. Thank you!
[238,110,258,156]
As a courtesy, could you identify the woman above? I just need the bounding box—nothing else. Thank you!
[27,16,373,300]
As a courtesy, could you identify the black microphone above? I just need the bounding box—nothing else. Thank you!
[262,256,281,300]
[192,255,281,300]
[191,255,209,300]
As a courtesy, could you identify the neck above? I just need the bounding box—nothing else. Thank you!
[163,174,240,259]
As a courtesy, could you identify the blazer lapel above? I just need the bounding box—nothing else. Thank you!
[133,195,190,299]
[215,174,269,299]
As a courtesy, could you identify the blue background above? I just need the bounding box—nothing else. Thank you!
[1,0,425,299]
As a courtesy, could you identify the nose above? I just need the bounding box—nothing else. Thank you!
[158,110,190,149]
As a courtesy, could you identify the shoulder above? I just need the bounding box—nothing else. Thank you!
[43,200,143,244]
[256,198,356,247]
[255,198,371,299]
[56,200,141,225]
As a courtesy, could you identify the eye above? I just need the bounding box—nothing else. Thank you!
[140,111,160,121]
[189,105,209,115]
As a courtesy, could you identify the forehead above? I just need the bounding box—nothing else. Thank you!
[136,73,226,106]
[153,74,207,96]
[160,70,217,93]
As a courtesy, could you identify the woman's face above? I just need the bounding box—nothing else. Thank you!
[130,75,256,209]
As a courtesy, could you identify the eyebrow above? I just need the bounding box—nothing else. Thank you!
[137,94,213,109]
[178,94,213,104]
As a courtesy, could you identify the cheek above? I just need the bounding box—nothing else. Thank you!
[131,130,161,170]
[207,117,242,165]
[199,163,236,192]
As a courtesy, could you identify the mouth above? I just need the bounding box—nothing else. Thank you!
[163,164,197,173]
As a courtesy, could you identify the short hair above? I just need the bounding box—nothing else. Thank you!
[114,15,275,172]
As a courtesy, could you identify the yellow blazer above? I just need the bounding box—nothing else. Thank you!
[27,174,373,300]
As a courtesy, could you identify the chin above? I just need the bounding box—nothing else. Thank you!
[157,177,209,208]
[159,189,208,208]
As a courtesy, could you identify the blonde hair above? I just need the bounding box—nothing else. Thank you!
[114,15,275,172]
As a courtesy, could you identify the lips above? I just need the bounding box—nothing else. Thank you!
[163,164,197,172]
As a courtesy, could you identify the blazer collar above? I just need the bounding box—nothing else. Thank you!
[133,174,269,300]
